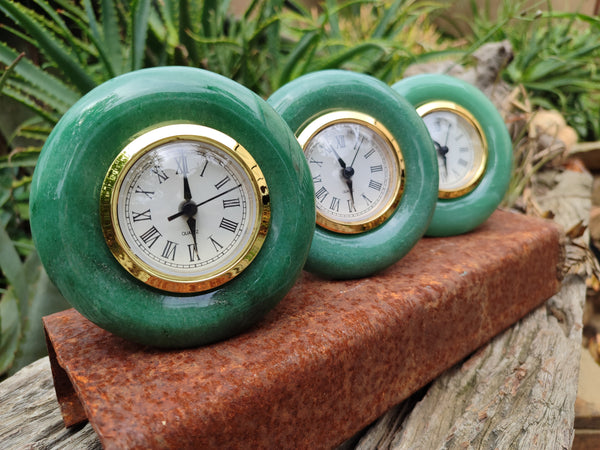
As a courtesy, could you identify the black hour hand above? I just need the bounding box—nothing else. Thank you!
[183,175,192,201]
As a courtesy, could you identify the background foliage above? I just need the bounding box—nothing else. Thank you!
[0,0,599,378]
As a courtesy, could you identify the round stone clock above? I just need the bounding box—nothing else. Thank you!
[30,67,315,348]
[268,70,438,279]
[392,74,512,236]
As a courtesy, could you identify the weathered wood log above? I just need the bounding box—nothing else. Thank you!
[348,168,591,449]
[0,357,100,448]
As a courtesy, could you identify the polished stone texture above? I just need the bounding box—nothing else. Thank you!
[44,210,564,449]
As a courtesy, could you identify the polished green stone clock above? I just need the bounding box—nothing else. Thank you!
[268,70,438,279]
[392,74,512,236]
[30,67,315,348]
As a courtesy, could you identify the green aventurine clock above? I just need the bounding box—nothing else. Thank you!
[268,70,439,279]
[30,67,315,348]
[392,74,512,236]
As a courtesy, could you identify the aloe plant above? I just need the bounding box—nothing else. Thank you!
[503,12,600,141]
[277,0,462,86]
[458,0,600,142]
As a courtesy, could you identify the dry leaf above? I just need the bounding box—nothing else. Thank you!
[566,219,587,239]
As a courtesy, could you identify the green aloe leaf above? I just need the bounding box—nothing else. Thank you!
[0,42,80,108]
[158,0,178,36]
[9,252,70,375]
[0,51,23,92]
[523,58,575,82]
[372,0,404,39]
[0,149,40,170]
[131,0,152,71]
[0,0,97,94]
[101,0,122,75]
[325,0,340,38]
[278,29,320,86]
[0,222,26,303]
[315,41,387,71]
[1,85,62,124]
[82,0,102,45]
[58,7,118,79]
[201,0,220,35]
[31,0,86,65]
[0,288,20,376]
[247,15,281,46]
[178,0,200,65]
[52,0,88,22]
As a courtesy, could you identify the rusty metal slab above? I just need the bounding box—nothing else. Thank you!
[43,209,564,449]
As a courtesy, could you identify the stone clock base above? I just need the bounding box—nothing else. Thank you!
[43,210,564,449]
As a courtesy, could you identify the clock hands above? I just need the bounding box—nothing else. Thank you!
[176,167,200,258]
[325,136,366,209]
[177,151,193,201]
[167,183,242,222]
[324,142,356,207]
[434,141,449,179]
[433,121,451,173]
[177,160,199,255]
[344,174,355,207]
[343,134,365,208]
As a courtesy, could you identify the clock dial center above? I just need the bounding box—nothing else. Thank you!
[181,200,198,217]
[342,166,355,179]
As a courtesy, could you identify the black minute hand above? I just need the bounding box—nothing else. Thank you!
[167,184,242,222]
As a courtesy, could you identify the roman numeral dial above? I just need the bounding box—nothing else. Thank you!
[298,111,405,234]
[418,102,487,199]
[101,124,270,293]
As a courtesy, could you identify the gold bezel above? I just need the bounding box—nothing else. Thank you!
[297,110,405,234]
[99,124,270,294]
[416,101,488,199]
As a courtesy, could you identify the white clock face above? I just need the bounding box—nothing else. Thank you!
[298,111,404,234]
[101,124,270,293]
[418,102,487,199]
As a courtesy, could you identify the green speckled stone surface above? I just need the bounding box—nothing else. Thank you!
[30,67,315,348]
[392,74,513,237]
[268,70,438,279]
